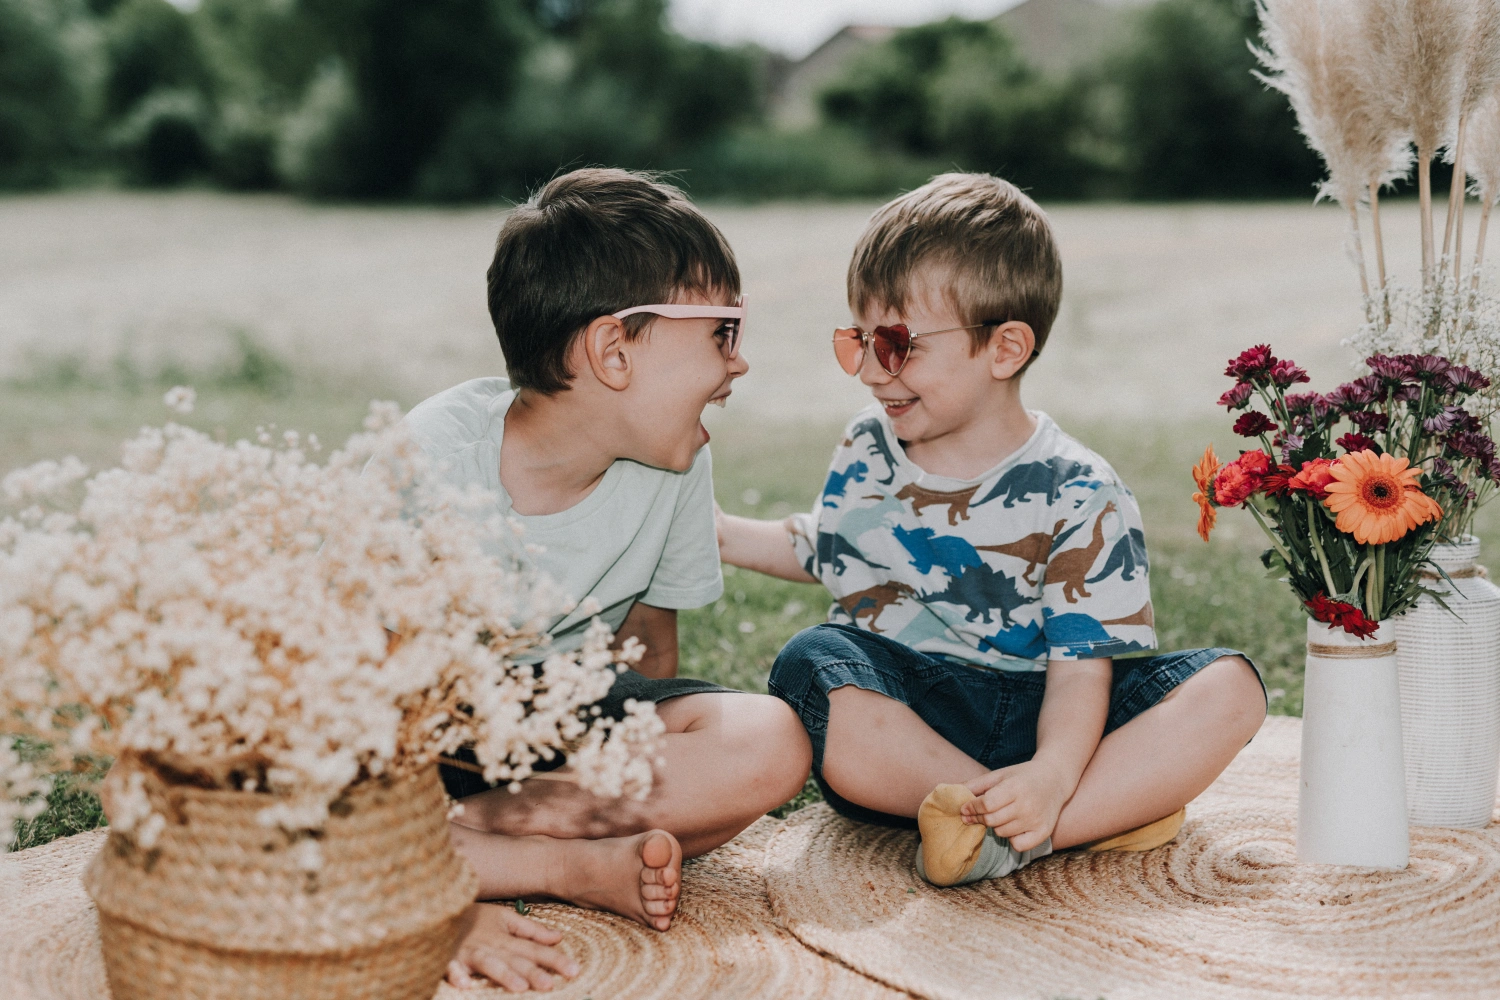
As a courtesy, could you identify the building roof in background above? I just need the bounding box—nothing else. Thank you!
[768,0,1153,129]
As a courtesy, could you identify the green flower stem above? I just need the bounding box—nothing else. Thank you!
[1348,554,1372,606]
[1246,500,1297,570]
[1306,499,1337,597]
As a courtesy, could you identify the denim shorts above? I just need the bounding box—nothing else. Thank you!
[767,622,1259,829]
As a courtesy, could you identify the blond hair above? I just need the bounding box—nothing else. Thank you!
[847,173,1063,367]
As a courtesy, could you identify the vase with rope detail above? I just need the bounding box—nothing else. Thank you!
[1298,619,1409,869]
[1394,535,1500,829]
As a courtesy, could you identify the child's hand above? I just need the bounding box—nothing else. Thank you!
[961,759,1071,852]
[446,901,580,993]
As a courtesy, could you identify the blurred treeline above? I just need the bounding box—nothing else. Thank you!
[2,0,1320,201]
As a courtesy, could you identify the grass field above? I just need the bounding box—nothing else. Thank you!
[6,191,1495,850]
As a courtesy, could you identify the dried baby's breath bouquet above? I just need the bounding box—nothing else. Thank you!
[0,392,661,859]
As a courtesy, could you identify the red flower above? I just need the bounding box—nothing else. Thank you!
[1236,449,1272,477]
[1232,412,1277,437]
[1335,431,1379,454]
[1268,360,1311,387]
[1225,345,1277,382]
[1218,383,1254,410]
[1261,463,1298,496]
[1213,461,1259,507]
[1304,592,1379,638]
[1287,458,1337,499]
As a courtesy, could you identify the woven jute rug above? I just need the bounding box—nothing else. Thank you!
[0,817,908,1000]
[764,716,1500,1000]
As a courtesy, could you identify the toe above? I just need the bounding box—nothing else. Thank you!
[639,830,678,870]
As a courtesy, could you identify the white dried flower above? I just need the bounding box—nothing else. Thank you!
[162,386,196,415]
[0,400,659,862]
[0,739,51,850]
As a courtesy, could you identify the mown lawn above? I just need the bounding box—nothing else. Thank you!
[10,378,1500,848]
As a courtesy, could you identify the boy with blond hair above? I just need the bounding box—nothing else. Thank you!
[718,173,1266,886]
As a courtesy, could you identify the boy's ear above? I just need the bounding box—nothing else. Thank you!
[582,315,633,391]
[988,321,1036,380]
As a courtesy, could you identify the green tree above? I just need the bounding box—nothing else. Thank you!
[1110,0,1321,198]
[287,0,530,198]
[0,0,88,188]
[820,18,1098,198]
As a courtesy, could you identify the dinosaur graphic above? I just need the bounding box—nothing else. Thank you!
[816,531,889,576]
[837,582,917,633]
[1041,606,1153,659]
[979,621,1046,660]
[1101,602,1155,628]
[1046,502,1116,604]
[1086,528,1148,584]
[973,459,1092,509]
[893,524,983,576]
[831,495,904,545]
[895,482,980,525]
[920,563,1036,626]
[822,461,869,506]
[849,417,899,484]
[975,519,1067,585]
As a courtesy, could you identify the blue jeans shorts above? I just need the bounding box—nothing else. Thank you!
[767,622,1260,829]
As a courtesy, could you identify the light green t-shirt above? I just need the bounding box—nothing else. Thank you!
[402,377,724,656]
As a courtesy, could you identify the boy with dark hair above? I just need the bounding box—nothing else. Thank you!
[406,168,811,991]
[719,173,1266,889]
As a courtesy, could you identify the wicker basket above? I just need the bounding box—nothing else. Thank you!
[83,764,477,1000]
[1394,536,1500,828]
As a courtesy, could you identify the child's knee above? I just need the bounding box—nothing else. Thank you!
[1204,654,1267,738]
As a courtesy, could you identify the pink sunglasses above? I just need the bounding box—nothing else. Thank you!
[612,296,747,359]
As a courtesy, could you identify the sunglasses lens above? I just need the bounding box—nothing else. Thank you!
[833,329,864,375]
[872,326,911,374]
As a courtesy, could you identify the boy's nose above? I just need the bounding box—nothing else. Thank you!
[728,349,749,379]
[858,345,892,385]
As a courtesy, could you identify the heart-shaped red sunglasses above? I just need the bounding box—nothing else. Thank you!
[832,320,1003,376]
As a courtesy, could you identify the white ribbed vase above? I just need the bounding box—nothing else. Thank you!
[1298,619,1409,869]
[1393,536,1500,828]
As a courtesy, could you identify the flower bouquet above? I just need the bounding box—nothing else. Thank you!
[1253,0,1500,836]
[1193,345,1500,866]
[0,394,661,1000]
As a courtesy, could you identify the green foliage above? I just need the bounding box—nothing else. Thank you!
[0,0,89,188]
[0,0,1340,201]
[820,18,1101,198]
[1107,0,1321,199]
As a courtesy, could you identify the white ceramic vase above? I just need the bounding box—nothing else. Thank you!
[1297,619,1409,869]
[1394,536,1500,828]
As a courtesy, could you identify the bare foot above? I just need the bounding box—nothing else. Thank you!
[446,902,580,993]
[559,829,682,932]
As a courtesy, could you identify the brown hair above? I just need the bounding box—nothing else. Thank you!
[847,173,1062,370]
[486,168,740,394]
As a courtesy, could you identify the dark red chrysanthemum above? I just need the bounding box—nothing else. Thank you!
[1268,359,1311,388]
[1349,410,1389,434]
[1305,592,1380,638]
[1218,383,1254,410]
[1441,365,1491,395]
[1226,345,1277,382]
[1408,355,1453,381]
[1367,354,1415,385]
[1233,412,1277,437]
[1335,431,1379,454]
[1447,431,1497,465]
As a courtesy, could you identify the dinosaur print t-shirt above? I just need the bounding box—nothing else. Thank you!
[790,407,1156,671]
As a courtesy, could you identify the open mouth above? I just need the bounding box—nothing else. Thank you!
[879,397,917,416]
[706,393,730,409]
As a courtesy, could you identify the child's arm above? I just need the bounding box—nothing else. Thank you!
[715,506,817,582]
[960,658,1112,851]
[614,602,679,679]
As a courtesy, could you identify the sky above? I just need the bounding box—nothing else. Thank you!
[669,0,1022,59]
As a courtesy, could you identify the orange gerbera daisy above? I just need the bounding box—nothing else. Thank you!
[1191,444,1220,542]
[1323,450,1443,545]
